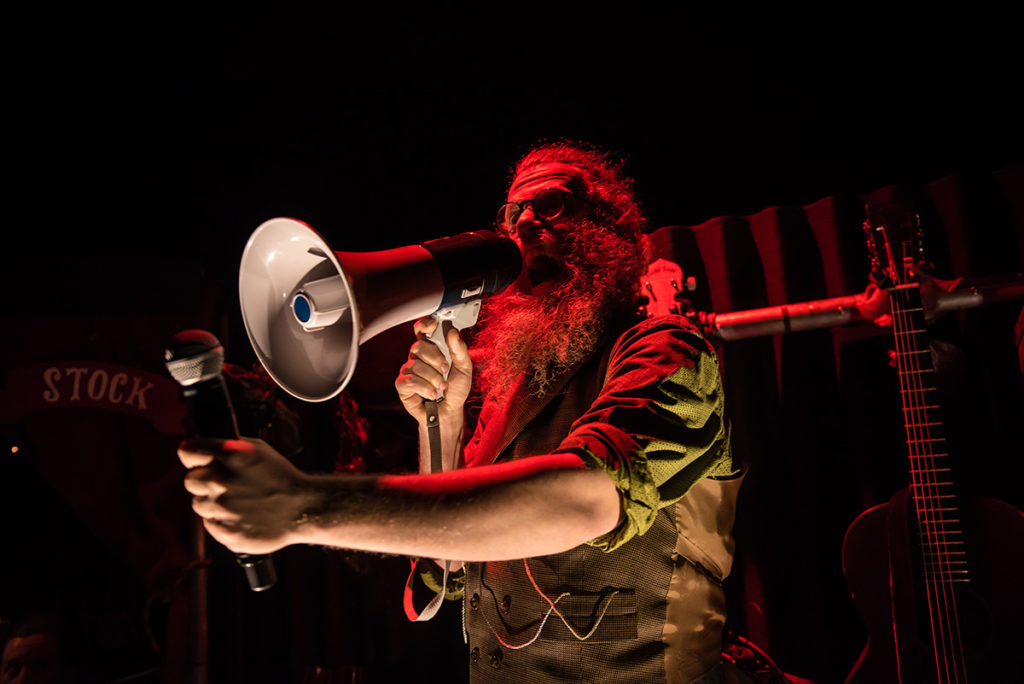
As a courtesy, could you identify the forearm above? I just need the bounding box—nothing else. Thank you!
[294,453,623,561]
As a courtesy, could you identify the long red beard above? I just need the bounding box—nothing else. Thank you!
[470,220,645,398]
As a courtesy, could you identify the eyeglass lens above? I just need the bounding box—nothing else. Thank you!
[497,188,567,232]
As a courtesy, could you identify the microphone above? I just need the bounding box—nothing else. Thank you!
[166,329,278,592]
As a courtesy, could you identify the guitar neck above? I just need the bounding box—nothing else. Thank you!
[888,283,969,585]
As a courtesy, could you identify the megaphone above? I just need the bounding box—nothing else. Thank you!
[238,217,522,402]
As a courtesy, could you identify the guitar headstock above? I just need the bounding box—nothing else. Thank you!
[638,258,697,318]
[862,199,930,289]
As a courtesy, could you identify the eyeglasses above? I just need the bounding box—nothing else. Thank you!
[495,188,593,235]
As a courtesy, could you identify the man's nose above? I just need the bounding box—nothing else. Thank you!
[514,207,543,240]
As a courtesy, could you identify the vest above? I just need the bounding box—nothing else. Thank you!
[462,319,743,683]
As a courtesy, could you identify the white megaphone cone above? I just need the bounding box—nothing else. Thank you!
[238,217,522,402]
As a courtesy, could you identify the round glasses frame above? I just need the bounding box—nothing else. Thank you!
[495,188,594,236]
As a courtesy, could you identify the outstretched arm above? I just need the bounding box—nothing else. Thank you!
[179,437,624,561]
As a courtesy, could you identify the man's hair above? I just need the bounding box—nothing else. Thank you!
[510,140,647,241]
[473,141,651,396]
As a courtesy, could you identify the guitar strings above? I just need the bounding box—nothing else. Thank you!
[892,282,950,682]
[891,283,940,680]
[883,234,946,680]
[909,279,968,684]
[894,281,967,683]
[898,283,957,683]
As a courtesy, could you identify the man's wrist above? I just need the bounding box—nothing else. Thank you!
[292,473,376,546]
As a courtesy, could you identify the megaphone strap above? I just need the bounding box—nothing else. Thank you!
[425,399,443,474]
[403,558,451,622]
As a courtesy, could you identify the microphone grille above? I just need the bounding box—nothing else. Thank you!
[165,329,226,386]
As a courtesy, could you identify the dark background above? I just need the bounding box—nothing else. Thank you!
[2,4,1022,683]
[6,5,1020,270]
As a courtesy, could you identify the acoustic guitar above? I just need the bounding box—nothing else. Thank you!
[841,202,1024,683]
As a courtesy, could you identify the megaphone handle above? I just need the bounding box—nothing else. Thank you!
[424,317,455,390]
[425,301,482,392]
[422,302,482,473]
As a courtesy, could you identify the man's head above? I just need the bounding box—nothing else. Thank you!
[0,619,73,684]
[474,141,648,396]
[496,142,646,294]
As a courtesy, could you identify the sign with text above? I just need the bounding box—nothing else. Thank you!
[1,361,186,434]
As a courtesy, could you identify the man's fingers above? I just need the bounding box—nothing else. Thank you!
[202,518,248,550]
[216,439,258,470]
[203,519,278,555]
[396,369,445,401]
[412,316,439,336]
[446,327,470,370]
[179,438,257,470]
[192,494,240,523]
[178,442,216,469]
[410,339,450,376]
[408,358,447,390]
[183,467,228,497]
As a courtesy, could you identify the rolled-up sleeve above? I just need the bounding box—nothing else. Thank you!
[552,315,735,551]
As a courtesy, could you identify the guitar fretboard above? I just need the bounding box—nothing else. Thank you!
[889,283,969,585]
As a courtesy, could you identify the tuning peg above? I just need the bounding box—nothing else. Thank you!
[671,277,699,293]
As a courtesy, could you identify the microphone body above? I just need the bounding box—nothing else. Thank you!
[167,329,278,592]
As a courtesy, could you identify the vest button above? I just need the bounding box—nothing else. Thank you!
[500,595,511,613]
[469,593,480,609]
[470,647,480,663]
[490,649,503,669]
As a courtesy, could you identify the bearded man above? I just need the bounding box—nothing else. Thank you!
[179,142,744,683]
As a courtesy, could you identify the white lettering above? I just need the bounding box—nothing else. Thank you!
[108,372,128,404]
[66,367,89,401]
[87,369,109,401]
[43,367,61,403]
[126,377,154,411]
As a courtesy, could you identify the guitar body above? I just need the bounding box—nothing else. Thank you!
[843,490,1024,683]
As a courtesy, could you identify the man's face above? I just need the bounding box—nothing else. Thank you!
[1,634,64,684]
[504,162,590,296]
[474,160,644,396]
